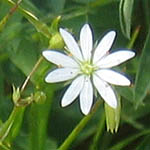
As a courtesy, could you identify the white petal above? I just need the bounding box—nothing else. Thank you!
[43,50,79,68]
[93,31,116,63]
[96,69,131,86]
[93,74,117,108]
[45,68,79,83]
[80,76,93,115]
[80,24,93,60]
[61,75,84,107]
[60,28,83,60]
[97,50,135,68]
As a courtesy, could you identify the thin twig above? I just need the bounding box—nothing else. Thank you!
[9,0,22,15]
[21,56,44,93]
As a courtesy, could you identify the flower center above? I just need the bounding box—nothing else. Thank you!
[80,61,95,75]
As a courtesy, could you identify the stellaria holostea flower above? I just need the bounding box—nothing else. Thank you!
[42,24,135,115]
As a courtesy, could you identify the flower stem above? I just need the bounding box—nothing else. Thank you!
[0,0,22,32]
[0,106,25,144]
[89,112,105,150]
[127,25,141,49]
[21,56,44,93]
[58,100,102,150]
[90,112,105,150]
[9,0,22,15]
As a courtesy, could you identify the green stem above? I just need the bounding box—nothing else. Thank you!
[0,106,25,142]
[0,0,22,32]
[0,144,11,150]
[5,0,52,38]
[0,57,43,144]
[58,100,102,150]
[21,56,44,93]
[89,112,105,150]
[9,0,22,15]
[127,25,141,49]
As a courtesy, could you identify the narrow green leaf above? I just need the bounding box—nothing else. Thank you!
[0,14,9,32]
[109,129,150,150]
[134,30,150,108]
[119,0,134,39]
[0,106,25,144]
[29,89,54,150]
[136,135,150,150]
[0,0,21,32]
[5,0,51,38]
[90,0,118,7]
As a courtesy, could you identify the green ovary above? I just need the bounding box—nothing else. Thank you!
[80,61,95,75]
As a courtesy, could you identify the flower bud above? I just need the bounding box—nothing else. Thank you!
[33,91,46,104]
[12,85,20,104]
[105,96,121,133]
[49,32,64,49]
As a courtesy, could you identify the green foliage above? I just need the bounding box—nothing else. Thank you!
[0,0,150,150]
[134,30,150,108]
[119,0,134,39]
[0,107,25,149]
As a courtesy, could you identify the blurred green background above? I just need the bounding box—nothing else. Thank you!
[0,0,150,150]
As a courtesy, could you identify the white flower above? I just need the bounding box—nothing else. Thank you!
[42,24,135,115]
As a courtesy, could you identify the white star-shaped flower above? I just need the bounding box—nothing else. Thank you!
[42,24,135,115]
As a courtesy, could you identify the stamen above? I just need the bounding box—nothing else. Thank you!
[80,61,95,75]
